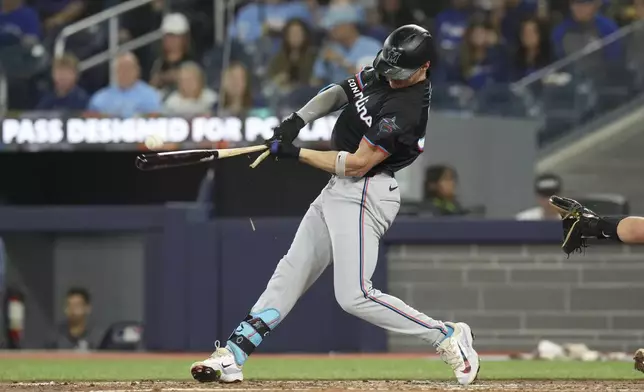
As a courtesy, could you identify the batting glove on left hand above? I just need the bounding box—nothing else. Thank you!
[265,112,305,145]
[269,139,300,160]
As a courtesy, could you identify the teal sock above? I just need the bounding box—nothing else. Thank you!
[439,325,454,343]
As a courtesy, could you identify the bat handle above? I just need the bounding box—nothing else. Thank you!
[250,150,271,169]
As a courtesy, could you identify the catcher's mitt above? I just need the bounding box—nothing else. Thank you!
[634,349,644,373]
[549,195,600,256]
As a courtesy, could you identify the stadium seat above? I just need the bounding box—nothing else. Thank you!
[430,84,474,112]
[99,322,143,351]
[201,47,224,89]
[0,45,50,109]
[576,194,630,215]
[398,200,420,216]
[202,41,253,90]
[475,84,528,117]
[538,74,597,144]
[593,64,637,112]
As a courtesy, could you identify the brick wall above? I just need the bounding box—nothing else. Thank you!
[386,243,644,353]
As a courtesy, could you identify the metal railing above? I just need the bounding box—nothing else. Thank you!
[53,0,168,85]
[214,0,227,46]
[0,69,7,118]
[509,19,644,147]
[511,19,644,93]
[216,0,240,116]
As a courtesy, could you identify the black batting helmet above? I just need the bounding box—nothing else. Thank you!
[373,24,435,81]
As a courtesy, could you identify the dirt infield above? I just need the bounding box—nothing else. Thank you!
[4,380,644,392]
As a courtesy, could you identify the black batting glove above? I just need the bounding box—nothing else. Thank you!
[269,139,301,159]
[266,112,306,145]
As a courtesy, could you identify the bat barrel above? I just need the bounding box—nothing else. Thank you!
[135,150,217,171]
[135,146,265,171]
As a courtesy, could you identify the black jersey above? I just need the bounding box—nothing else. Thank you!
[332,66,430,177]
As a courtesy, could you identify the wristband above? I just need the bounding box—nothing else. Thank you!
[335,151,349,177]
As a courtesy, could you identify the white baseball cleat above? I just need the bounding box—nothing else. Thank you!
[190,341,243,383]
[437,322,480,385]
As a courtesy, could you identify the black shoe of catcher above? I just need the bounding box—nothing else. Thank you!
[549,195,603,256]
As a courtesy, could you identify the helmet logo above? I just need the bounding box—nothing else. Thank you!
[385,48,402,65]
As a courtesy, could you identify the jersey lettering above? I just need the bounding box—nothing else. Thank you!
[334,72,429,176]
[348,78,373,127]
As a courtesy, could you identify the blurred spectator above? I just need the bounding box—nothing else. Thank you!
[434,0,472,57]
[150,13,194,96]
[164,62,217,117]
[627,0,644,77]
[631,0,644,21]
[455,20,509,90]
[88,52,161,117]
[228,0,313,46]
[516,173,563,220]
[547,0,609,15]
[215,62,258,117]
[118,0,165,80]
[119,0,164,42]
[46,287,102,351]
[267,19,317,94]
[604,0,631,26]
[311,4,381,85]
[379,0,421,33]
[551,0,620,61]
[0,0,40,47]
[489,0,541,45]
[360,1,388,42]
[35,54,89,110]
[31,0,86,33]
[409,0,451,19]
[634,0,644,18]
[513,18,551,80]
[419,165,468,216]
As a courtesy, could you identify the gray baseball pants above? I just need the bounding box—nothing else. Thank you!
[250,173,448,346]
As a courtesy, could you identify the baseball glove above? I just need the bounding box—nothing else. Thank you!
[549,195,601,256]
[634,349,644,373]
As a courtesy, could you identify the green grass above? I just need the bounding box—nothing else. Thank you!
[0,358,641,382]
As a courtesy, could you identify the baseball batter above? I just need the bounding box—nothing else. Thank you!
[191,25,480,386]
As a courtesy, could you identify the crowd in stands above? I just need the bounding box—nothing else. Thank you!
[1,0,644,145]
[2,0,642,220]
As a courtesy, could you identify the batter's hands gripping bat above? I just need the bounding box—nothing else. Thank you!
[135,145,268,171]
[250,112,305,169]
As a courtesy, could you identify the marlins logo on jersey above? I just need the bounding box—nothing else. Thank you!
[378,117,400,136]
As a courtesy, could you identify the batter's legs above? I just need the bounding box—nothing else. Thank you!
[227,195,333,365]
[191,194,332,382]
[321,176,480,385]
[324,176,449,346]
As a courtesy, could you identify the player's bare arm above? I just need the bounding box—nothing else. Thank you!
[298,140,388,177]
